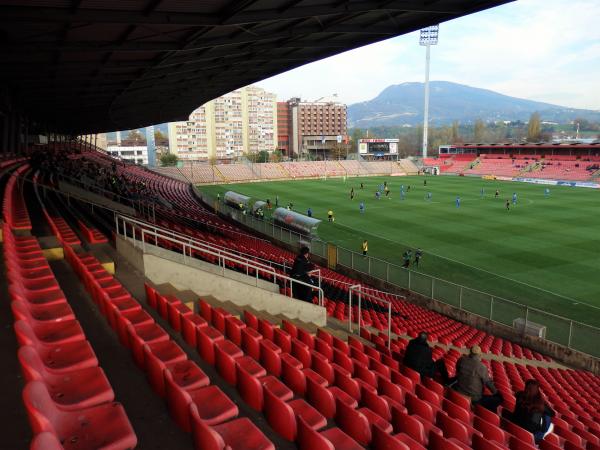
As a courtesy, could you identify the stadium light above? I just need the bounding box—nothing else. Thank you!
[419,25,439,159]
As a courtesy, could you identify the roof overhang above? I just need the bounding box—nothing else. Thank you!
[0,0,512,134]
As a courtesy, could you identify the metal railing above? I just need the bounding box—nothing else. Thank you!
[349,284,392,350]
[327,242,600,359]
[115,214,324,307]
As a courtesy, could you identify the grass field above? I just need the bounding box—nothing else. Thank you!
[200,175,600,338]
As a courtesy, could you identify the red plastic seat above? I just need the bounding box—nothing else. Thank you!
[474,403,501,426]
[143,341,187,396]
[211,307,231,334]
[241,327,263,360]
[379,376,406,406]
[336,397,374,446]
[443,398,474,425]
[391,408,440,446]
[11,299,75,323]
[114,308,153,347]
[296,414,362,450]
[334,365,361,401]
[429,430,469,450]
[263,384,326,441]
[196,326,225,365]
[306,375,358,419]
[168,300,193,332]
[14,318,85,347]
[23,381,137,450]
[236,363,292,411]
[243,310,259,330]
[181,313,208,347]
[502,418,536,446]
[225,316,246,347]
[281,319,298,339]
[214,340,265,385]
[274,328,292,354]
[258,318,275,341]
[126,322,169,368]
[260,338,285,376]
[190,405,274,450]
[437,411,481,446]
[164,370,238,432]
[447,389,472,410]
[18,346,114,411]
[372,423,411,450]
[292,338,312,368]
[474,416,509,445]
[472,432,508,450]
[406,392,437,423]
[144,283,157,309]
[30,431,63,450]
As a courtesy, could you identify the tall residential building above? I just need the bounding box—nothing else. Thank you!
[277,97,348,157]
[168,86,276,161]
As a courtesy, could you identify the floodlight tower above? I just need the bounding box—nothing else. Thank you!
[419,25,439,158]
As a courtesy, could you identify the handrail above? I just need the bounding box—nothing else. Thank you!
[116,214,324,306]
[349,284,392,349]
[115,213,286,274]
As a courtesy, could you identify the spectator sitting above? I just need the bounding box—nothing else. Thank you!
[511,379,555,443]
[454,345,503,412]
[403,332,450,384]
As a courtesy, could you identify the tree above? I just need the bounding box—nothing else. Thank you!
[271,149,283,162]
[451,121,461,143]
[159,153,178,167]
[527,112,542,141]
[126,129,146,145]
[154,129,168,146]
[473,119,486,142]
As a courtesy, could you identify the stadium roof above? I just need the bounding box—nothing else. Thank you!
[0,0,511,134]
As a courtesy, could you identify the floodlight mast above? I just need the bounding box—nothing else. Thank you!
[419,25,439,158]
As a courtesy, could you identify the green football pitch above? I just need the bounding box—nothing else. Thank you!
[199,176,600,336]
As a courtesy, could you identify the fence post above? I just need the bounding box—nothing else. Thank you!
[568,320,573,348]
[459,287,463,310]
[368,257,371,275]
[351,252,354,269]
[408,270,411,290]
[348,290,353,332]
[490,297,494,320]
[388,303,392,350]
[524,307,529,330]
[386,263,389,282]
[431,277,435,299]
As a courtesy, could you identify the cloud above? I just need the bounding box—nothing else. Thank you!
[257,0,600,110]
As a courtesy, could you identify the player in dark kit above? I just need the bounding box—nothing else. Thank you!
[495,189,500,199]
[506,199,510,210]
[350,188,354,200]
[360,182,364,189]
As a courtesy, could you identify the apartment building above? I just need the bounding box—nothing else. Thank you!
[168,86,276,161]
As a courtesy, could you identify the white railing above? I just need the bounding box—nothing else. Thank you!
[349,284,392,349]
[115,214,324,306]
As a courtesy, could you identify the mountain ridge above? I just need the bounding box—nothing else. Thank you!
[348,81,600,128]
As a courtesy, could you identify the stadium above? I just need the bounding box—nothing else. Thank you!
[1,1,599,450]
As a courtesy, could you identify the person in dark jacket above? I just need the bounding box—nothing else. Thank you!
[403,332,450,383]
[512,379,555,443]
[290,246,315,303]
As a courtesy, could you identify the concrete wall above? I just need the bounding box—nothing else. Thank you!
[116,234,326,326]
[144,253,326,326]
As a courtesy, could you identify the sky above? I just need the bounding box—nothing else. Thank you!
[256,0,600,110]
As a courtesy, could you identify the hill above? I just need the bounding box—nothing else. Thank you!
[348,81,600,127]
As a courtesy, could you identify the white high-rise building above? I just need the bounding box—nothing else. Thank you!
[168,85,277,161]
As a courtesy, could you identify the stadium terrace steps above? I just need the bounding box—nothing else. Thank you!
[151,282,600,450]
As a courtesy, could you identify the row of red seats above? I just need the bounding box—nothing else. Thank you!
[3,165,32,230]
[64,247,274,450]
[352,324,600,450]
[3,222,136,449]
[77,220,108,244]
[148,285,561,450]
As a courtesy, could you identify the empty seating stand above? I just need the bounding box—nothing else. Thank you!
[62,248,274,450]
[2,212,136,448]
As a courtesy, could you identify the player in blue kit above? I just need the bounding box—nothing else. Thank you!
[512,192,517,205]
[359,202,365,214]
[456,196,461,208]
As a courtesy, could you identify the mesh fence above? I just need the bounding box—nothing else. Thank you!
[525,309,571,347]
[490,298,528,328]
[431,278,462,308]
[460,288,493,319]
[570,322,600,358]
